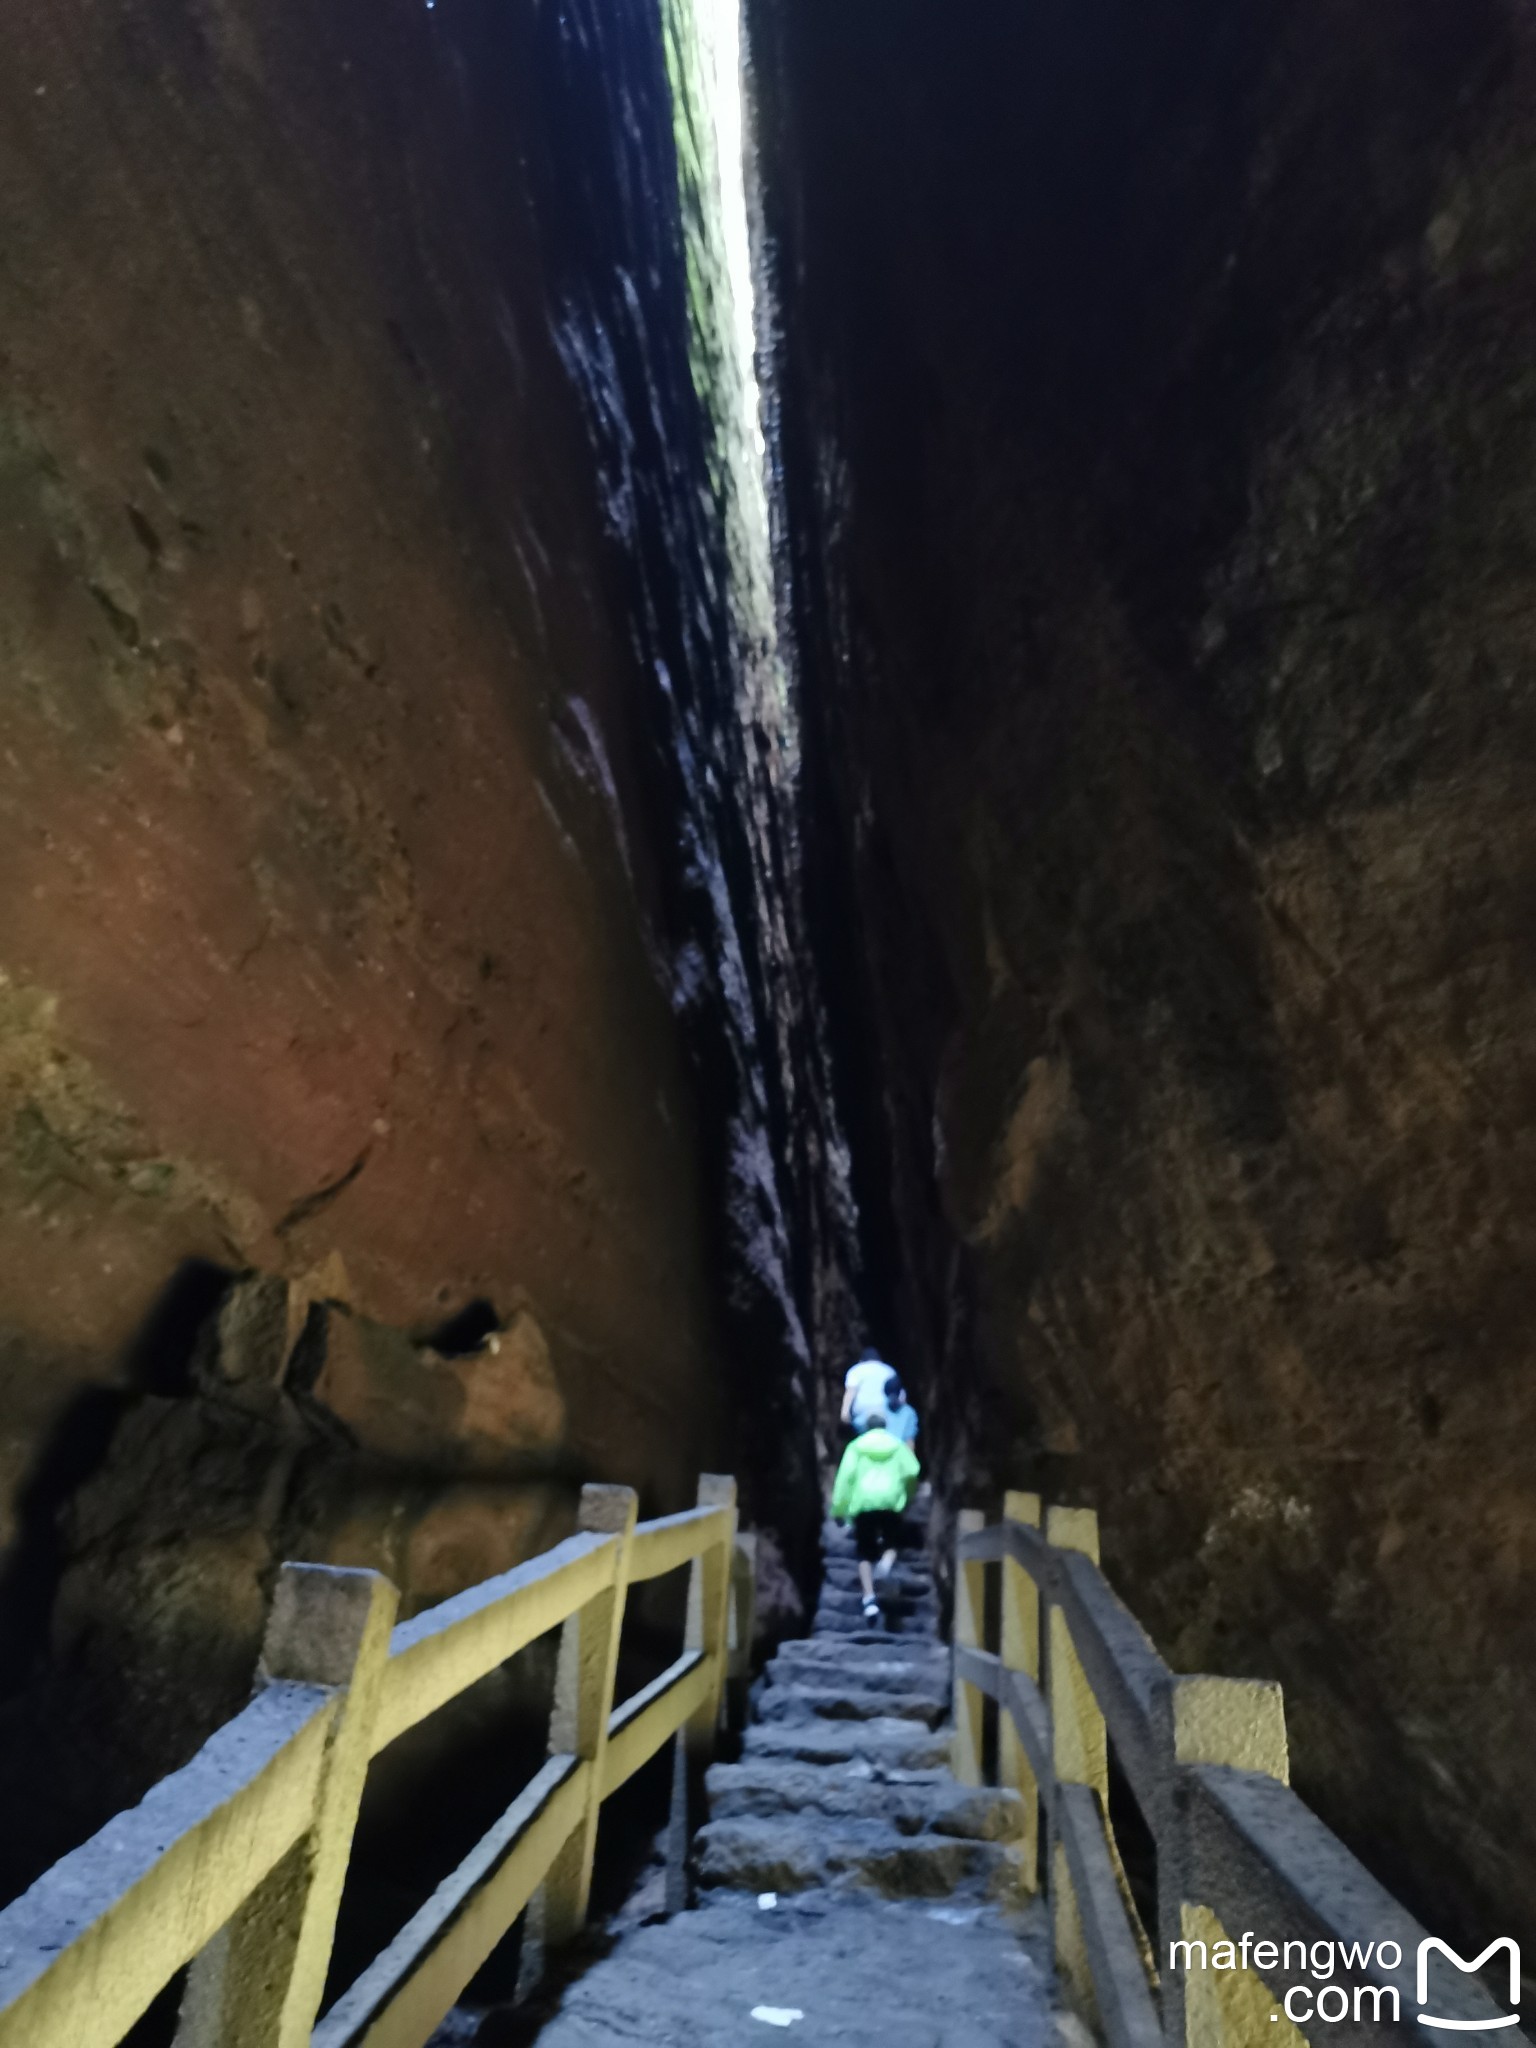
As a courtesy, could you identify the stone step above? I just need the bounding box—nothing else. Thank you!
[741,1714,951,1773]
[818,1582,937,1616]
[824,1508,930,1539]
[771,1633,948,1675]
[763,1653,948,1705]
[694,1813,1022,1901]
[821,1530,929,1564]
[815,1584,935,1609]
[822,1561,933,1597]
[755,1682,947,1729]
[706,1759,1025,1845]
[811,1610,939,1640]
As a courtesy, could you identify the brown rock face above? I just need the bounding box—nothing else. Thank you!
[755,0,1536,1964]
[0,2,717,1523]
[0,0,838,1893]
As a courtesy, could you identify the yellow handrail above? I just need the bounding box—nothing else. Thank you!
[372,1529,621,1754]
[953,1496,1529,2048]
[0,1473,749,2048]
[626,1502,735,1584]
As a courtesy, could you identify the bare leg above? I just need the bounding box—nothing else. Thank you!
[877,1548,897,1579]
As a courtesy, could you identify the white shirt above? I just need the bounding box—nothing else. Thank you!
[844,1357,894,1423]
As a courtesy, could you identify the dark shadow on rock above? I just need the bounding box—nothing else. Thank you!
[0,1384,128,1698]
[0,1260,236,1700]
[425,1297,504,1358]
[121,1257,235,1397]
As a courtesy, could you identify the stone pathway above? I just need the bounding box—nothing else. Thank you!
[498,1510,1056,2048]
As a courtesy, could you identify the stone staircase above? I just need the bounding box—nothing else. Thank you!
[696,1513,1025,1901]
[503,1504,1052,2048]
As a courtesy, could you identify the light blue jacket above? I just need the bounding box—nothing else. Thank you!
[885,1403,918,1446]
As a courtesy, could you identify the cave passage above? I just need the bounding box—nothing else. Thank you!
[0,0,1534,2036]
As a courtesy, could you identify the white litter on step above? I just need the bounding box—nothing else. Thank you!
[750,2008,804,2028]
[758,1892,778,1910]
[927,1904,982,1927]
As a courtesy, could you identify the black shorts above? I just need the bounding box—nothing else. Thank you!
[853,1510,903,1563]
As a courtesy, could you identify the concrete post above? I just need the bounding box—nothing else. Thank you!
[951,1507,987,1787]
[1168,1676,1298,2048]
[174,1564,399,2048]
[540,1484,639,1947]
[686,1475,739,1745]
[665,1475,738,1913]
[1000,1489,1042,1890]
[1046,1505,1106,2026]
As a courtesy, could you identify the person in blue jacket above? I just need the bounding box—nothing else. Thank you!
[882,1376,919,1447]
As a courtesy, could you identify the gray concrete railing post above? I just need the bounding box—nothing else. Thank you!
[542,1484,639,1944]
[174,1564,399,2048]
[665,1474,738,1914]
[952,1507,988,1786]
[1163,1674,1290,2048]
[516,1483,637,1997]
[1046,1505,1108,2027]
[1000,1490,1043,1890]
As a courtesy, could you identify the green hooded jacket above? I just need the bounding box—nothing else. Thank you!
[831,1427,921,1520]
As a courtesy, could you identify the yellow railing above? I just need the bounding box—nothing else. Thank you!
[0,1474,754,2048]
[954,1495,1528,2048]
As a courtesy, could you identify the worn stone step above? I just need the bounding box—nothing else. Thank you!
[741,1714,951,1772]
[821,1530,928,1564]
[706,1759,1024,1844]
[764,1653,948,1705]
[819,1572,937,1605]
[826,1503,930,1523]
[822,1561,933,1597]
[513,1886,1052,2048]
[823,1546,932,1576]
[755,1682,947,1729]
[772,1633,948,1674]
[694,1813,1022,1901]
[811,1610,939,1640]
[818,1581,937,1615]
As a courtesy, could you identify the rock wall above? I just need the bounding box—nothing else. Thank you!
[0,0,835,1895]
[755,0,1536,1964]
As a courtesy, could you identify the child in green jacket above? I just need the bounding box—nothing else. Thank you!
[831,1414,921,1622]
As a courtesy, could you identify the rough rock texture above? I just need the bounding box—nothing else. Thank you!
[0,1,716,1507]
[755,0,1536,1967]
[0,0,846,1895]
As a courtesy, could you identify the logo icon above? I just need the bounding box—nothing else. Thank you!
[1417,1939,1522,2031]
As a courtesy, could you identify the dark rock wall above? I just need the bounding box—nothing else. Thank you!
[0,0,834,1894]
[755,0,1536,1961]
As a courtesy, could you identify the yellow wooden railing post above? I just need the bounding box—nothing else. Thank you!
[686,1474,739,1745]
[1046,1504,1106,2025]
[665,1474,737,1912]
[1169,1676,1297,2048]
[174,1564,399,2048]
[1000,1490,1042,1889]
[952,1507,987,1786]
[539,1483,638,1947]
